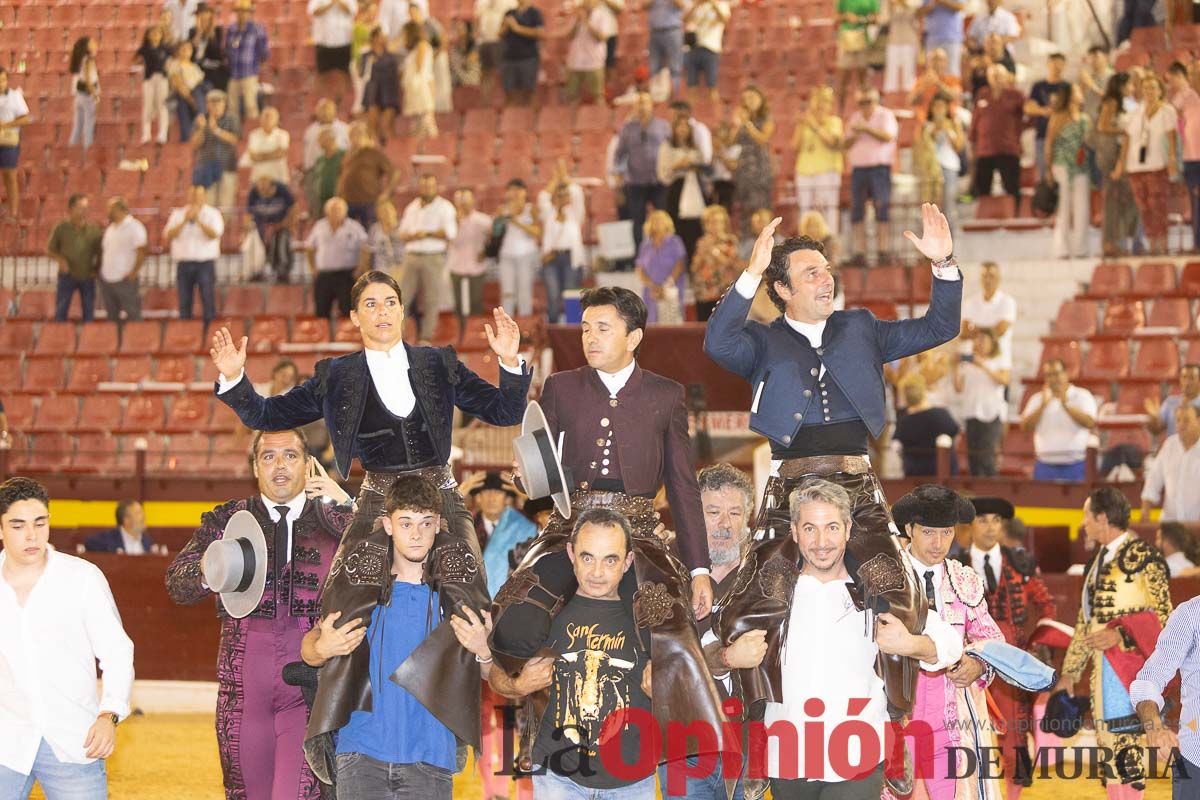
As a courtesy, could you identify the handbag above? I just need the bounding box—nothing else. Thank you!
[483,216,508,259]
[1031,178,1059,217]
[684,31,698,48]
[837,27,868,53]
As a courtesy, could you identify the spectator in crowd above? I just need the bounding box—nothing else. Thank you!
[190,3,229,91]
[83,500,156,555]
[1020,357,1097,481]
[1115,0,1157,46]
[961,260,1015,364]
[69,36,100,151]
[377,0,416,41]
[541,183,585,323]
[918,92,965,228]
[304,129,345,218]
[398,173,458,342]
[1169,61,1200,252]
[360,26,400,145]
[337,121,395,228]
[475,0,518,98]
[598,0,625,73]
[447,188,492,326]
[835,0,878,108]
[191,89,241,214]
[246,174,297,283]
[368,197,403,274]
[252,358,299,397]
[1147,364,1200,438]
[402,22,438,142]
[1153,522,1199,575]
[168,40,207,142]
[683,0,730,103]
[917,0,964,77]
[710,120,738,210]
[308,0,357,111]
[952,328,1009,476]
[243,106,289,183]
[536,157,587,225]
[565,0,615,106]
[302,97,350,172]
[1079,46,1113,122]
[98,197,147,321]
[731,85,774,234]
[657,114,707,260]
[47,194,102,322]
[501,0,545,106]
[449,18,481,88]
[164,185,223,323]
[1025,53,1070,180]
[792,87,843,237]
[348,0,375,114]
[414,6,453,116]
[907,47,962,122]
[223,0,269,122]
[497,177,541,316]
[0,67,30,219]
[1002,516,1027,550]
[636,209,687,324]
[615,92,670,248]
[306,196,369,318]
[965,32,1015,96]
[646,0,685,92]
[671,99,713,164]
[690,203,738,321]
[1117,72,1178,256]
[970,64,1023,208]
[1045,84,1091,259]
[1095,73,1139,256]
[965,0,1020,50]
[894,375,960,477]
[799,209,839,273]
[135,25,172,144]
[1141,404,1200,524]
[845,86,898,266]
[165,0,200,44]
[882,0,920,94]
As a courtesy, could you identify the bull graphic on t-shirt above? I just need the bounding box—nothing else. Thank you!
[555,649,636,750]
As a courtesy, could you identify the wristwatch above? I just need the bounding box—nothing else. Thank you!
[99,712,119,726]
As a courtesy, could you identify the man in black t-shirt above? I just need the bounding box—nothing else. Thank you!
[1023,53,1069,180]
[501,0,544,106]
[490,508,657,799]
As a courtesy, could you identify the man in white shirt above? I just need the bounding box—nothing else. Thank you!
[965,0,1021,50]
[82,500,157,555]
[399,174,458,343]
[307,0,357,110]
[302,97,351,171]
[164,184,224,323]
[0,477,133,798]
[1020,357,1097,481]
[1141,404,1200,523]
[98,197,147,322]
[960,261,1016,367]
[540,183,585,323]
[305,196,370,318]
[682,0,730,101]
[0,67,31,219]
[719,478,963,798]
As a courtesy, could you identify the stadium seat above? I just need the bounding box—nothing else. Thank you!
[839,268,866,302]
[120,395,167,432]
[0,357,19,385]
[33,321,77,355]
[77,394,124,433]
[1177,262,1200,298]
[1132,262,1178,298]
[1,394,36,430]
[334,318,360,343]
[0,320,35,351]
[112,355,154,383]
[69,432,126,473]
[1081,340,1130,380]
[165,393,214,433]
[1146,298,1193,331]
[22,356,68,391]
[30,394,80,432]
[248,316,290,351]
[858,267,910,303]
[1114,382,1163,414]
[1103,427,1151,455]
[142,287,178,314]
[67,355,112,391]
[859,301,899,320]
[291,317,331,344]
[15,290,56,318]
[1047,299,1098,340]
[1084,262,1133,298]
[19,432,74,472]
[160,320,206,354]
[223,285,266,316]
[910,266,932,304]
[162,431,212,473]
[153,355,195,383]
[1100,300,1145,337]
[267,284,307,311]
[119,320,163,353]
[76,322,119,355]
[975,195,1016,220]
[1132,339,1181,382]
[998,425,1035,477]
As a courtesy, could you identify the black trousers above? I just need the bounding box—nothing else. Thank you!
[770,763,884,800]
[972,155,1021,206]
[965,417,1003,477]
[314,267,355,318]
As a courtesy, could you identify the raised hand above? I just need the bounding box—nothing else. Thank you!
[746,216,783,278]
[209,326,248,381]
[485,306,522,368]
[903,202,953,262]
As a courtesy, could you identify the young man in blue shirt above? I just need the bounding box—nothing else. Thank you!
[301,474,494,798]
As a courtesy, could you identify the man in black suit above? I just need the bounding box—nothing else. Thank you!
[84,499,156,555]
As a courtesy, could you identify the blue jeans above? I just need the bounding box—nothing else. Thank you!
[649,27,684,81]
[70,93,96,149]
[685,47,720,88]
[347,202,377,230]
[532,769,657,800]
[850,165,892,223]
[1116,0,1157,44]
[175,85,208,142]
[658,755,745,800]
[1034,459,1086,481]
[541,250,580,323]
[55,273,96,321]
[0,738,108,799]
[1184,161,1200,249]
[176,259,217,322]
[335,752,453,800]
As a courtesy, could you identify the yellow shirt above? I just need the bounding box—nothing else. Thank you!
[794,116,845,176]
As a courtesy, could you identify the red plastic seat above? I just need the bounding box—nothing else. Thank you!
[862,268,910,303]
[153,355,195,383]
[248,316,290,351]
[839,268,866,302]
[1132,262,1177,298]
[1049,299,1099,339]
[860,301,899,320]
[76,394,124,433]
[0,320,36,352]
[30,394,80,432]
[910,266,932,304]
[1132,339,1181,381]
[19,432,74,472]
[1085,262,1133,298]
[1103,427,1151,454]
[120,395,167,432]
[1147,298,1194,331]
[1177,262,1200,298]
[267,284,307,312]
[22,356,68,391]
[161,320,206,354]
[15,290,55,319]
[112,355,153,383]
[1,394,35,429]
[1114,382,1163,414]
[68,355,112,391]
[998,425,1035,477]
[1081,340,1131,380]
[1101,300,1145,337]
[223,285,266,316]
[118,432,168,472]
[33,322,77,355]
[70,432,126,473]
[142,287,177,314]
[165,393,214,433]
[291,317,331,344]
[162,431,212,473]
[333,318,360,343]
[76,322,119,356]
[119,320,163,353]
[975,195,1016,220]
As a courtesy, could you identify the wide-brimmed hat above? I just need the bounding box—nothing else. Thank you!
[201,509,267,619]
[971,496,1016,520]
[512,401,571,519]
[892,484,976,531]
[470,470,516,498]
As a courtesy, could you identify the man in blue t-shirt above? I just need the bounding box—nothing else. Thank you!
[246,174,296,282]
[301,474,494,799]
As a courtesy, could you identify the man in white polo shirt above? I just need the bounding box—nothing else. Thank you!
[163,184,224,323]
[1020,357,1097,481]
[960,261,1016,367]
[307,0,356,111]
[398,173,457,343]
[99,197,147,321]
[305,196,369,318]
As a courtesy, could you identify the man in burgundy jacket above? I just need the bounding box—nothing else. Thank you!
[489,285,722,773]
[970,63,1025,208]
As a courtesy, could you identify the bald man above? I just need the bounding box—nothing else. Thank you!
[303,197,370,318]
[99,196,148,321]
